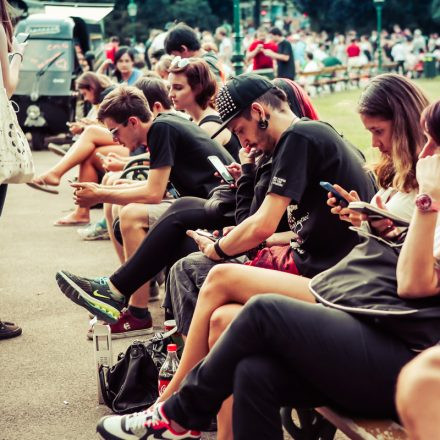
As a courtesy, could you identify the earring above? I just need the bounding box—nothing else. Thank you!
[258,119,268,129]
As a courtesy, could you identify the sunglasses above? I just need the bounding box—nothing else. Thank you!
[109,120,128,140]
[170,56,191,69]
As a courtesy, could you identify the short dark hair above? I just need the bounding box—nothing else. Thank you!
[241,87,287,119]
[135,77,173,110]
[269,27,283,37]
[97,86,153,123]
[164,23,201,54]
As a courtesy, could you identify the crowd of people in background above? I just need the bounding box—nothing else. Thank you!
[3,7,440,440]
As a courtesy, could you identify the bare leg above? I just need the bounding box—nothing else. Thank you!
[159,263,314,401]
[397,346,440,440]
[119,203,151,306]
[106,203,125,264]
[32,125,125,185]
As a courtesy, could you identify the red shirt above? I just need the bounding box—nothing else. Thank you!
[248,40,278,70]
[346,43,361,58]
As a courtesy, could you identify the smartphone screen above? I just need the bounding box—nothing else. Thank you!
[207,156,234,184]
[195,229,216,241]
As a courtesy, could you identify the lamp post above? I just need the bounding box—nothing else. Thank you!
[373,0,385,72]
[231,0,244,75]
[127,0,138,45]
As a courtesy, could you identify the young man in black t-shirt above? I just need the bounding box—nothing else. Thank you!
[264,27,295,80]
[57,86,232,331]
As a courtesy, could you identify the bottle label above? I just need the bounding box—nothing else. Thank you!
[158,379,170,396]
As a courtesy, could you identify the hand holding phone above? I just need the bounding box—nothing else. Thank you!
[194,229,216,241]
[207,156,235,184]
[15,32,30,44]
[320,181,349,207]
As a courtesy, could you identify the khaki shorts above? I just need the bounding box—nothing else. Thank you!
[146,199,174,228]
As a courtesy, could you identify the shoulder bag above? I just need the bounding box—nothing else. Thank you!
[0,58,34,184]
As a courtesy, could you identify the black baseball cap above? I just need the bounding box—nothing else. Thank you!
[211,73,275,139]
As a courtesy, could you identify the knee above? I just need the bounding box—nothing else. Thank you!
[203,264,231,292]
[119,204,144,232]
[397,347,440,423]
[208,308,232,349]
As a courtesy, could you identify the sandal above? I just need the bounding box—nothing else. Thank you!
[27,180,59,195]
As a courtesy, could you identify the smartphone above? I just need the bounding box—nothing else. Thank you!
[348,201,410,227]
[15,32,30,43]
[207,156,235,184]
[320,181,349,207]
[195,229,216,241]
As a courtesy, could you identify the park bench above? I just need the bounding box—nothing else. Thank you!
[281,406,408,440]
[298,62,398,95]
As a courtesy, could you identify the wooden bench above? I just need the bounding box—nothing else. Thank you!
[298,62,398,95]
[281,407,408,439]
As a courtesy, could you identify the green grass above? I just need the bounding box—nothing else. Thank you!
[312,78,440,163]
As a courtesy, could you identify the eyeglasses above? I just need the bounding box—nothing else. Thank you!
[170,56,191,69]
[109,120,128,140]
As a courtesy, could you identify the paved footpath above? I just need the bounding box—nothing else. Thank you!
[0,151,339,440]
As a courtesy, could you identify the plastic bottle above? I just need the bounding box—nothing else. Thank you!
[158,344,179,396]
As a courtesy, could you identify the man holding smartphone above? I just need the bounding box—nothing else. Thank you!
[56,85,233,335]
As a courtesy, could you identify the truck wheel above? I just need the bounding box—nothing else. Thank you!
[31,131,45,150]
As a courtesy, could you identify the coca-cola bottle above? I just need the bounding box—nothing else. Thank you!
[158,344,179,396]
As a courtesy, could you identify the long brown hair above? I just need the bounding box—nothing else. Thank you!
[421,100,440,145]
[1,0,14,51]
[76,72,113,105]
[358,73,429,192]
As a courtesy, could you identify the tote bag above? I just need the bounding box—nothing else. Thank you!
[0,61,34,184]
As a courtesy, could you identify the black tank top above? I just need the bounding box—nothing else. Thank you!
[199,115,240,161]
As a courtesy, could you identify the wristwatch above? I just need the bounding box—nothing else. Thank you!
[415,193,440,212]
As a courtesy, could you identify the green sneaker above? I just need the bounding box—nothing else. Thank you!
[56,271,124,323]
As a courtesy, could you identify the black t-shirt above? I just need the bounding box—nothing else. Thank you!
[147,113,233,198]
[276,39,295,80]
[268,118,377,277]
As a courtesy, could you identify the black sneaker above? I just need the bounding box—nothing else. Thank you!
[0,320,22,340]
[97,403,201,440]
[56,271,124,324]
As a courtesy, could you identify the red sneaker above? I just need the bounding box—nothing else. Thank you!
[109,309,153,339]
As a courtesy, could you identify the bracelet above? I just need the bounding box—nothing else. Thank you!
[214,239,230,260]
[12,52,23,62]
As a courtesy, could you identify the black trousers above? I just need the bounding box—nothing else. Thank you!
[0,184,7,217]
[164,295,415,440]
[110,197,232,297]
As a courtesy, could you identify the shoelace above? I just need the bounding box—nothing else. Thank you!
[96,276,110,285]
[126,411,148,436]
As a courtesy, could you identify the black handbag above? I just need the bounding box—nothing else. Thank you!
[310,227,440,351]
[99,341,159,414]
[204,184,236,220]
[98,327,179,414]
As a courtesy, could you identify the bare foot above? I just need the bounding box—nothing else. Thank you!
[53,211,90,226]
[32,171,61,187]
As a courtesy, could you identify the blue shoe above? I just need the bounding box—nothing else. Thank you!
[56,271,124,323]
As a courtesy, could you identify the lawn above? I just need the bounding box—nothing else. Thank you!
[312,78,440,163]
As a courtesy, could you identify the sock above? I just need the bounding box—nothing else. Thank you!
[97,217,107,229]
[128,305,149,320]
[107,279,125,302]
